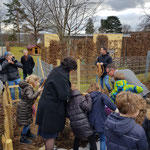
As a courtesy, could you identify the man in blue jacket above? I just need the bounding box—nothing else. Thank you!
[2,53,23,100]
[96,47,112,92]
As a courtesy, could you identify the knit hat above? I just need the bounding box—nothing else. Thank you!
[4,51,12,57]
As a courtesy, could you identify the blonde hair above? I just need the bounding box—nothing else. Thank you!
[87,83,102,93]
[115,91,142,115]
[26,74,39,87]
[114,72,125,81]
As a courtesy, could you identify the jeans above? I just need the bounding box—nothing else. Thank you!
[99,133,106,150]
[73,134,97,150]
[8,78,21,100]
[22,125,30,135]
[100,75,111,91]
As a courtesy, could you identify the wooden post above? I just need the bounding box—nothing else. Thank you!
[57,59,60,66]
[39,59,45,78]
[77,59,80,90]
[6,139,13,150]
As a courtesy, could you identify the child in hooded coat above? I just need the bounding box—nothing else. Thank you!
[87,83,117,150]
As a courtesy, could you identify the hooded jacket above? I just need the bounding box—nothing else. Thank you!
[88,91,116,133]
[110,80,143,103]
[95,52,112,77]
[105,113,148,150]
[67,90,93,139]
[17,81,40,126]
[36,65,71,134]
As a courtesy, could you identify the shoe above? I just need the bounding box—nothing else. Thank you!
[20,135,32,144]
[26,129,36,139]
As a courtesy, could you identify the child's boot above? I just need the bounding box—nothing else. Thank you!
[20,134,32,144]
[26,129,36,139]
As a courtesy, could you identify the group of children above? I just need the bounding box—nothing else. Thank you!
[16,71,149,150]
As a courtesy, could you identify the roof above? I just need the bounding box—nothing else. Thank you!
[26,44,41,49]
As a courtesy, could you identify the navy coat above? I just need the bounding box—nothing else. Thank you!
[95,52,112,77]
[88,91,116,133]
[105,113,148,150]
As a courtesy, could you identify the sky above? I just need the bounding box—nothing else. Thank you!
[94,0,150,31]
[0,0,150,32]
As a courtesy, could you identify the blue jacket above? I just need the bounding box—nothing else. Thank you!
[105,113,148,150]
[88,91,116,133]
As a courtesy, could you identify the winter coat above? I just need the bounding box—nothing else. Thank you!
[105,113,148,150]
[17,81,40,126]
[2,59,23,81]
[36,65,71,134]
[67,90,93,139]
[0,56,7,83]
[88,91,116,133]
[112,69,150,97]
[21,55,35,74]
[95,52,112,77]
[142,117,150,150]
[110,80,143,103]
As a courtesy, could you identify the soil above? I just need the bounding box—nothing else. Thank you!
[1,81,150,150]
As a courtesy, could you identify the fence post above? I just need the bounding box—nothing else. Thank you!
[145,51,150,78]
[77,59,80,90]
[39,59,45,78]
[57,59,60,66]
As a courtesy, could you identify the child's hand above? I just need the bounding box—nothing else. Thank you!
[38,87,43,92]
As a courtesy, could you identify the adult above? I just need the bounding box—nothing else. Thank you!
[2,53,23,100]
[96,47,112,92]
[21,50,35,80]
[36,57,77,150]
[106,63,150,98]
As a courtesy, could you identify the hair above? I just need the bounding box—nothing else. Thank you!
[23,49,28,53]
[106,63,117,70]
[115,91,142,115]
[26,74,40,87]
[61,57,77,72]
[101,47,107,52]
[5,52,12,58]
[114,72,125,81]
[87,83,103,93]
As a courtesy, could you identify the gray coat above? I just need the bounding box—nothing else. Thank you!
[112,69,150,97]
[17,81,40,126]
[67,90,93,139]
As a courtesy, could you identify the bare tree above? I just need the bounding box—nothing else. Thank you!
[18,0,48,43]
[43,0,104,41]
[122,24,131,33]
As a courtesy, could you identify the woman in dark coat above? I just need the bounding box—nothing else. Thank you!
[36,57,77,150]
[17,75,43,144]
[67,88,97,150]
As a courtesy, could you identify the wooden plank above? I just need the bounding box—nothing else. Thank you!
[57,59,60,66]
[77,59,80,90]
[8,85,19,88]
[39,59,45,78]
[6,139,13,150]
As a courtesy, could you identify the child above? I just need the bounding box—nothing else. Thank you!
[105,91,148,150]
[67,85,97,150]
[110,72,143,103]
[87,83,117,150]
[143,108,150,150]
[17,74,43,144]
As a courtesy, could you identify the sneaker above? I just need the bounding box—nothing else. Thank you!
[27,133,36,139]
[20,135,32,144]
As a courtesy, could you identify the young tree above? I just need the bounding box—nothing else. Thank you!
[122,24,131,33]
[85,18,95,34]
[99,16,122,33]
[3,0,22,43]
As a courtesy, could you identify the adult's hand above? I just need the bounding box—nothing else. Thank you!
[8,59,14,64]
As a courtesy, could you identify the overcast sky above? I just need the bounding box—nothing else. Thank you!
[94,0,150,31]
[1,0,150,32]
